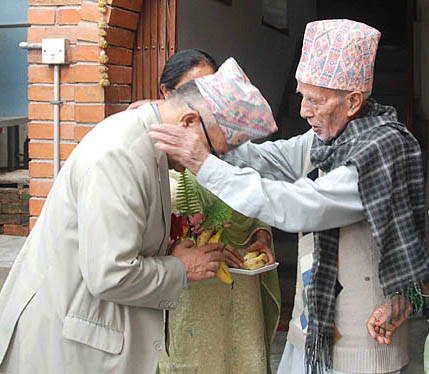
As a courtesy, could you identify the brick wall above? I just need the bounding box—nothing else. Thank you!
[0,187,30,236]
[27,0,143,230]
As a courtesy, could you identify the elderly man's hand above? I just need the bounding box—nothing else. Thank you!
[170,239,225,282]
[367,296,412,345]
[149,124,210,175]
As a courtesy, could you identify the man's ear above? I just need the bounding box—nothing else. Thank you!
[160,84,170,99]
[347,91,364,118]
[179,110,200,128]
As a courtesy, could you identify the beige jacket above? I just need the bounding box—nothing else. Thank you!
[0,104,185,374]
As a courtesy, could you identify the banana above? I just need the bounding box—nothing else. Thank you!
[197,228,215,247]
[243,251,259,261]
[208,228,224,244]
[205,228,233,286]
[243,252,268,270]
[216,261,234,285]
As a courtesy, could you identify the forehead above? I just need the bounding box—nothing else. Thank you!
[296,80,337,100]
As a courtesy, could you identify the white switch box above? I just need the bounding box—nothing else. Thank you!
[42,38,68,64]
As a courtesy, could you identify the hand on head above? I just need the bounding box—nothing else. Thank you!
[149,123,211,174]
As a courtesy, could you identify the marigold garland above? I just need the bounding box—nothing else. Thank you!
[98,0,110,87]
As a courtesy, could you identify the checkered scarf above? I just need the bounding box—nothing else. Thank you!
[305,99,428,374]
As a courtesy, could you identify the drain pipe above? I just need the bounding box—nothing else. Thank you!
[52,64,60,178]
[20,39,68,179]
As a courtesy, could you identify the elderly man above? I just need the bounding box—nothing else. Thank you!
[150,19,429,374]
[0,58,277,374]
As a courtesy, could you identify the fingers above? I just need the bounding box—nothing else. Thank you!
[201,243,224,253]
[247,242,275,265]
[224,248,243,269]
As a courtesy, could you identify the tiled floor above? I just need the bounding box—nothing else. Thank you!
[1,234,428,374]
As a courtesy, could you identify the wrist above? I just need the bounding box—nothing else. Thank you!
[253,228,271,244]
[188,152,209,175]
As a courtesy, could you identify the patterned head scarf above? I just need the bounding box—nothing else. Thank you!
[194,57,277,148]
[296,19,381,92]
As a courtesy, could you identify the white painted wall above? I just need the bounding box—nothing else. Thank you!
[177,0,315,117]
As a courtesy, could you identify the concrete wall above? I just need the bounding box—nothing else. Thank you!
[177,0,315,117]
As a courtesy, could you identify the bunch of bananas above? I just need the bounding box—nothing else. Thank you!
[243,251,268,270]
[197,228,233,286]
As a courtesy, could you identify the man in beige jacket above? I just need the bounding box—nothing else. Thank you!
[0,58,277,374]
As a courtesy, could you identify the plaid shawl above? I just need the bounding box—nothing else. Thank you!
[305,99,428,374]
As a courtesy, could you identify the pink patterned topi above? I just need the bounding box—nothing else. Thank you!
[194,57,277,148]
[296,19,381,92]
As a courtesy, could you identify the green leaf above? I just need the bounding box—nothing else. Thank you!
[176,171,202,216]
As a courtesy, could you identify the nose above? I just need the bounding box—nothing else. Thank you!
[300,97,313,119]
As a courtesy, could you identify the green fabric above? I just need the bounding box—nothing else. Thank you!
[425,333,429,374]
[160,170,281,373]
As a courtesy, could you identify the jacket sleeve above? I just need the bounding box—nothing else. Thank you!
[77,149,184,309]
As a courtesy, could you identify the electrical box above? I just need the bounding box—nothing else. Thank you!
[42,38,69,64]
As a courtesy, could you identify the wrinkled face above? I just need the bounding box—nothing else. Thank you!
[297,80,350,141]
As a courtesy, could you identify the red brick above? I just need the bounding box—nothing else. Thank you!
[28,50,42,64]
[28,8,56,25]
[106,26,134,49]
[27,26,76,44]
[73,65,99,83]
[28,103,75,121]
[28,85,74,102]
[105,85,131,102]
[75,85,105,103]
[58,8,81,25]
[29,198,46,216]
[60,65,75,83]
[29,142,76,160]
[29,0,81,4]
[73,45,99,62]
[28,103,52,120]
[108,65,132,84]
[29,161,54,178]
[29,217,37,231]
[108,0,142,12]
[106,46,133,66]
[28,122,75,140]
[75,22,99,43]
[28,65,54,83]
[74,125,95,142]
[80,2,101,23]
[2,224,29,237]
[30,179,53,197]
[75,105,105,123]
[108,7,139,30]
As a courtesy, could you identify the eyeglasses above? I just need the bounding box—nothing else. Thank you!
[187,103,219,157]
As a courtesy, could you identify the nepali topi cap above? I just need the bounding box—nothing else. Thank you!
[296,19,381,92]
[194,57,277,148]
